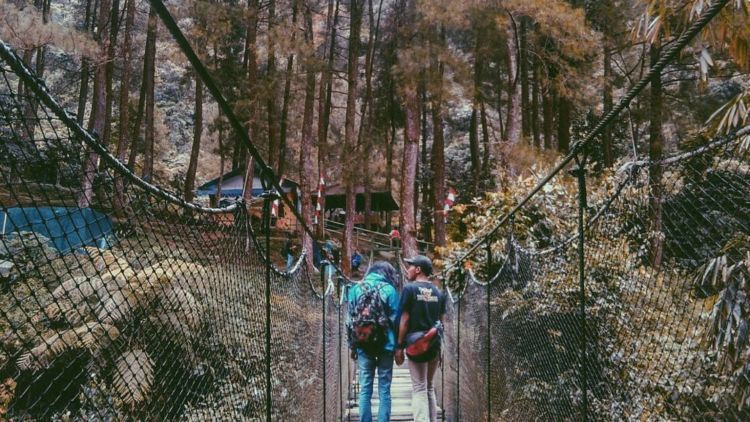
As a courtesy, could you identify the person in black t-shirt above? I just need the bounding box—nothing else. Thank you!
[395,255,445,422]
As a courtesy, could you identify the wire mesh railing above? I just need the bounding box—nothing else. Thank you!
[440,130,750,420]
[0,13,350,419]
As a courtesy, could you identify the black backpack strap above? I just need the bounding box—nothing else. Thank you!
[374,282,393,329]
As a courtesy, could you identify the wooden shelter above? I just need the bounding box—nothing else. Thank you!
[312,183,399,229]
[195,167,300,230]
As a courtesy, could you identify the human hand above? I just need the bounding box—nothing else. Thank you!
[394,349,404,366]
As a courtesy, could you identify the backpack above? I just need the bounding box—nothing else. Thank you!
[348,284,390,355]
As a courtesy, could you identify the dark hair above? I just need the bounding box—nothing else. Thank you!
[366,261,400,290]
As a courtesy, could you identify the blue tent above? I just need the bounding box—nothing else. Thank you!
[1,207,113,253]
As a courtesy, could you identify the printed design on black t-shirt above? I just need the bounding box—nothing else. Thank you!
[416,287,439,302]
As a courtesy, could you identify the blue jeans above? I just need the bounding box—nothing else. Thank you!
[357,349,394,422]
[285,253,294,271]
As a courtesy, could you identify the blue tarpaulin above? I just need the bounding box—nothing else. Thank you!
[1,207,113,253]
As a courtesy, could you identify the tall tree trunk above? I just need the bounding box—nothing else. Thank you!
[116,0,135,163]
[531,57,541,148]
[342,0,363,275]
[542,87,553,149]
[420,87,432,244]
[557,94,571,153]
[299,0,317,267]
[77,0,93,125]
[243,0,260,203]
[215,120,225,205]
[114,0,136,213]
[27,0,50,135]
[141,6,157,181]
[469,109,481,193]
[35,0,50,78]
[399,86,419,257]
[184,79,203,203]
[413,86,422,226]
[494,61,505,140]
[480,101,490,180]
[385,99,395,232]
[470,31,483,193]
[520,17,530,140]
[504,19,521,145]
[266,0,279,171]
[648,44,664,269]
[358,0,383,232]
[396,0,419,254]
[316,0,340,236]
[103,0,120,148]
[127,57,147,170]
[79,0,112,208]
[430,69,446,248]
[278,0,299,177]
[602,42,614,167]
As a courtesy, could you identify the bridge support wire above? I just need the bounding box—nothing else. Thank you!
[261,188,278,422]
[485,239,492,421]
[572,153,589,420]
[456,298,461,419]
[321,264,328,422]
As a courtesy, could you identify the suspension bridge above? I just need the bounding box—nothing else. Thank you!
[1,0,749,420]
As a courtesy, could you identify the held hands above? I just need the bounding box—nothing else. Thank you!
[394,348,405,366]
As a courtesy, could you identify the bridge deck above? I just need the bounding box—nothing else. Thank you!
[345,361,444,421]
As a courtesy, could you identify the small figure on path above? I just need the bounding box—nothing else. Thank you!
[352,249,363,272]
[347,261,400,422]
[282,232,296,271]
[389,226,401,248]
[322,239,337,281]
[395,255,446,422]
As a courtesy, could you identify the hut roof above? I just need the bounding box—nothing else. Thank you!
[195,167,298,198]
[313,183,399,212]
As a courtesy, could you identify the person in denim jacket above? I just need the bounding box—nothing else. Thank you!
[346,261,400,422]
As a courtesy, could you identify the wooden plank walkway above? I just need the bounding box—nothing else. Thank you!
[344,361,444,421]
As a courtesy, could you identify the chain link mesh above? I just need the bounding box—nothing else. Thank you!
[443,134,750,420]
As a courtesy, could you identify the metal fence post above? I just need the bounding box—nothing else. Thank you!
[485,240,492,421]
[571,156,588,421]
[456,296,461,420]
[321,260,328,421]
[261,186,278,422]
[339,278,344,421]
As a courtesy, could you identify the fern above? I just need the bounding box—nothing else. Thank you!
[45,260,137,325]
[83,247,118,272]
[96,288,140,324]
[52,275,104,301]
[112,349,154,405]
[150,286,202,339]
[17,323,119,371]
